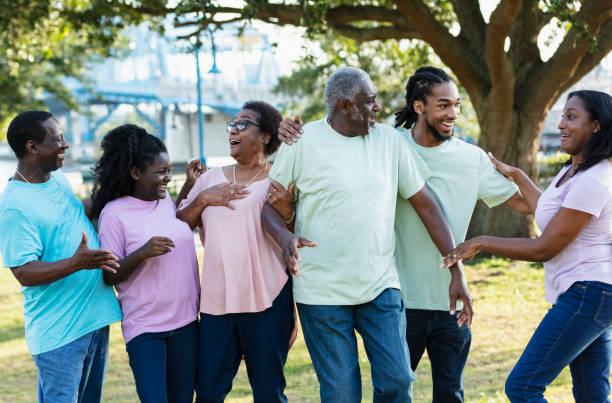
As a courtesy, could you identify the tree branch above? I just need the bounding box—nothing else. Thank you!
[332,25,420,42]
[325,5,410,28]
[485,0,523,98]
[449,0,486,51]
[392,0,489,105]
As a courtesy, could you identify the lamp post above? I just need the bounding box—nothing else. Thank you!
[193,36,206,165]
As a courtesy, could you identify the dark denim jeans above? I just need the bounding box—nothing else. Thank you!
[506,281,612,402]
[405,309,471,402]
[126,320,198,403]
[196,280,293,403]
[297,288,414,403]
[32,326,109,403]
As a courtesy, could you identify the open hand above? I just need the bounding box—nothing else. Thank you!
[281,235,317,276]
[278,115,304,145]
[488,152,517,180]
[201,183,249,210]
[448,265,473,328]
[441,238,481,268]
[268,180,295,222]
[73,231,119,274]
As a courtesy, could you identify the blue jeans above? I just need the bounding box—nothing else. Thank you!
[31,326,109,403]
[197,280,293,403]
[126,320,198,403]
[506,281,612,402]
[297,288,414,403]
[405,309,471,402]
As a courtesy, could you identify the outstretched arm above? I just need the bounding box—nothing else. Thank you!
[10,232,118,286]
[442,206,591,267]
[408,187,473,327]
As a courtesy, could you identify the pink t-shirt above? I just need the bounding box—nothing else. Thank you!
[179,167,288,315]
[535,159,612,303]
[98,194,200,343]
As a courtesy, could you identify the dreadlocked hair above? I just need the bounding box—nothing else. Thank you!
[565,90,612,174]
[394,66,454,129]
[90,124,167,218]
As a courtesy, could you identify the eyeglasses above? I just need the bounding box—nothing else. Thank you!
[226,119,260,133]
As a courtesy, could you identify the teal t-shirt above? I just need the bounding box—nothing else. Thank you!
[0,171,122,354]
[395,134,517,310]
[270,119,431,305]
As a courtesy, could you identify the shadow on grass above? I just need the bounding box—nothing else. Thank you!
[0,323,24,343]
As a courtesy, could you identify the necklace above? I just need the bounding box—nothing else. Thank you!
[233,161,268,186]
[14,170,64,204]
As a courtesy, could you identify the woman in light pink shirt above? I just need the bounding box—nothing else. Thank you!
[443,90,612,402]
[177,101,294,403]
[92,124,204,403]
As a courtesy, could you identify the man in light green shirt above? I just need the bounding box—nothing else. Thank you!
[393,66,527,402]
[263,67,472,403]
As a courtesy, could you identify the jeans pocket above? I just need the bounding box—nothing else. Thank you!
[594,291,612,328]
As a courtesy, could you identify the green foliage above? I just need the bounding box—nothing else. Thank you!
[0,0,146,140]
[273,34,480,139]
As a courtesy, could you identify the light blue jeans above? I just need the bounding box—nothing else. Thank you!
[297,288,414,403]
[506,281,612,402]
[32,326,109,403]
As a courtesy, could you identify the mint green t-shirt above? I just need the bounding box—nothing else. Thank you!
[270,119,431,305]
[395,134,517,310]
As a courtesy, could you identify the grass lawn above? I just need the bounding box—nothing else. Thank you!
[0,257,595,401]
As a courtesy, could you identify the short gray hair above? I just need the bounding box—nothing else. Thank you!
[324,67,372,115]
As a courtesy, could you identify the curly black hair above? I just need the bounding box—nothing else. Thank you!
[565,90,612,174]
[394,66,454,130]
[7,111,54,158]
[242,101,282,156]
[90,124,167,218]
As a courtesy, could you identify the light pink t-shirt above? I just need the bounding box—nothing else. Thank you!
[98,194,200,343]
[179,167,288,315]
[535,159,612,303]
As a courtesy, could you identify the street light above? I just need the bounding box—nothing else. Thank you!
[193,27,221,165]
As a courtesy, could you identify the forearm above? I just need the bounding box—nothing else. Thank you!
[262,203,294,246]
[175,180,195,209]
[176,194,207,229]
[473,235,552,262]
[103,249,147,285]
[11,258,80,286]
[509,169,541,214]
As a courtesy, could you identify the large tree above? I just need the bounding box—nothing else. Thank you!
[146,0,611,237]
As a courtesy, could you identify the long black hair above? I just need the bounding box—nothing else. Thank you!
[91,124,166,218]
[565,90,612,173]
[394,66,454,129]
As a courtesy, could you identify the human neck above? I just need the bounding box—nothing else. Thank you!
[15,161,51,183]
[412,119,444,148]
[236,154,267,171]
[328,115,360,138]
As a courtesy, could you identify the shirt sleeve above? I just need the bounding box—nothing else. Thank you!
[0,208,43,268]
[563,175,607,217]
[98,209,127,259]
[269,142,298,200]
[397,134,431,200]
[477,149,518,207]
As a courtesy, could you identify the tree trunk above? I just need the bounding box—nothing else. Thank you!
[467,96,550,239]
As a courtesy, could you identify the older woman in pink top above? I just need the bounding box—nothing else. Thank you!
[443,90,612,402]
[177,101,293,403]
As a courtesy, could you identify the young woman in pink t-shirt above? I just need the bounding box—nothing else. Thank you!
[177,101,295,403]
[92,125,205,403]
[443,90,612,402]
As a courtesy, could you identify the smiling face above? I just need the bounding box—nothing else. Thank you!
[35,118,69,172]
[558,96,600,160]
[415,81,461,143]
[345,79,380,136]
[131,152,171,201]
[228,109,269,161]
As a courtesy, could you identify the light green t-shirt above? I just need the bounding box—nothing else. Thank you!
[395,134,517,310]
[270,119,431,305]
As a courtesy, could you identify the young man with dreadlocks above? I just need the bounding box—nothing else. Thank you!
[277,66,528,401]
